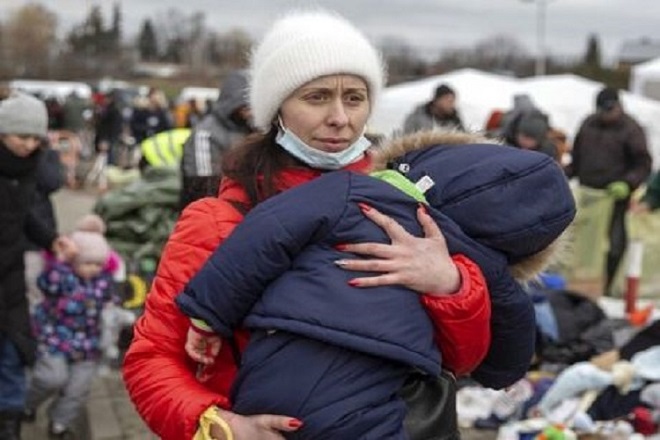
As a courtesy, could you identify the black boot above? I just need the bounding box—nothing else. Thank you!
[0,410,22,440]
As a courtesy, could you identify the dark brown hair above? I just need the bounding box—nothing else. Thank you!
[221,128,302,212]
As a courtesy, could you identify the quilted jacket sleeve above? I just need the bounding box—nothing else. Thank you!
[122,198,241,440]
[421,255,491,377]
[175,179,345,337]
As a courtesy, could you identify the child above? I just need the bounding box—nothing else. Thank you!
[25,227,118,438]
[177,139,576,438]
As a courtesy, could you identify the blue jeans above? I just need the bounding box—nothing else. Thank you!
[0,336,26,411]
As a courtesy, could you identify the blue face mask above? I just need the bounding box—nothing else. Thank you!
[275,120,371,170]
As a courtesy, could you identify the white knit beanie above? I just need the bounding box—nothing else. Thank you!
[249,9,387,132]
[0,92,48,138]
[70,231,110,265]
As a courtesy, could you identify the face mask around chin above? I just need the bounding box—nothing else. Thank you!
[275,124,371,170]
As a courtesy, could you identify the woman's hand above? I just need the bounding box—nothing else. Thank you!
[335,203,460,296]
[211,409,303,440]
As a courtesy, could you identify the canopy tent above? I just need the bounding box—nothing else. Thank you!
[630,56,660,100]
[370,68,660,165]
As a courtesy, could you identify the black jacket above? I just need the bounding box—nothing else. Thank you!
[567,113,652,190]
[26,147,64,250]
[0,143,57,365]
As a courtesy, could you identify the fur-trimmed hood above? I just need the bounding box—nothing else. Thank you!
[370,130,576,282]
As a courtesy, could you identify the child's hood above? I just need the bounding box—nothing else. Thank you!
[371,130,576,281]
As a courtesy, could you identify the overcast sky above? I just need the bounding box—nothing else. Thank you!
[2,0,657,63]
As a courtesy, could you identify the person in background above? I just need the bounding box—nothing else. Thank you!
[496,94,538,137]
[129,88,172,145]
[565,87,652,296]
[179,70,255,210]
[61,91,90,136]
[402,83,464,134]
[123,10,511,440]
[0,92,76,440]
[94,90,124,167]
[24,228,117,439]
[505,111,559,161]
[185,99,205,128]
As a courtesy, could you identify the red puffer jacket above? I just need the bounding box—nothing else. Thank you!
[122,158,491,440]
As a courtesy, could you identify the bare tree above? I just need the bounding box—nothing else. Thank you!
[379,36,427,84]
[209,29,252,69]
[434,34,533,76]
[2,3,58,78]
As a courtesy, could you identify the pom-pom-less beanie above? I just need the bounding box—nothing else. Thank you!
[249,10,387,132]
[0,92,48,138]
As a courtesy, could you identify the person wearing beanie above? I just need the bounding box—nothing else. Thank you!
[123,9,558,440]
[566,86,652,296]
[508,111,560,160]
[0,91,78,439]
[402,82,465,134]
[24,228,117,438]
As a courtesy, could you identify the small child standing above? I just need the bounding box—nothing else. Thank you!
[25,227,117,438]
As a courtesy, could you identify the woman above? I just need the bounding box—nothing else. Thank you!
[123,10,539,440]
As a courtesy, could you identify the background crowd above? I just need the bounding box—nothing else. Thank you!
[1,7,660,439]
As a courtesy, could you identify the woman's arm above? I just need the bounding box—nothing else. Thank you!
[122,199,239,439]
[420,255,491,376]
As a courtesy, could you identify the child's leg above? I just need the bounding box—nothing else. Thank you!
[25,354,68,412]
[48,360,97,428]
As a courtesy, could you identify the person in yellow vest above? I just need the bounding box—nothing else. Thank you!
[139,128,191,169]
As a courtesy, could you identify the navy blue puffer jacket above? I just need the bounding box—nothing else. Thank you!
[177,138,576,438]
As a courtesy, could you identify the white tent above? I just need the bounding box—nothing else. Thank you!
[370,68,660,165]
[630,57,660,100]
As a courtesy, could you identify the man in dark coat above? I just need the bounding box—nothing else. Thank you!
[0,92,75,439]
[566,87,653,296]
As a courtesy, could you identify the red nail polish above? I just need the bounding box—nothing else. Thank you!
[348,279,360,287]
[335,243,348,251]
[358,202,372,212]
[289,419,303,428]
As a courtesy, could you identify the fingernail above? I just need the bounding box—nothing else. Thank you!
[348,279,360,287]
[335,243,348,251]
[358,202,372,212]
[418,202,428,213]
[289,419,303,428]
[334,259,348,267]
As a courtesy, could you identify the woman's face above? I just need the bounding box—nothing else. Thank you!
[1,134,41,157]
[73,261,104,280]
[279,74,370,153]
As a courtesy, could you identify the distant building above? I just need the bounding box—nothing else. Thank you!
[618,38,660,69]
